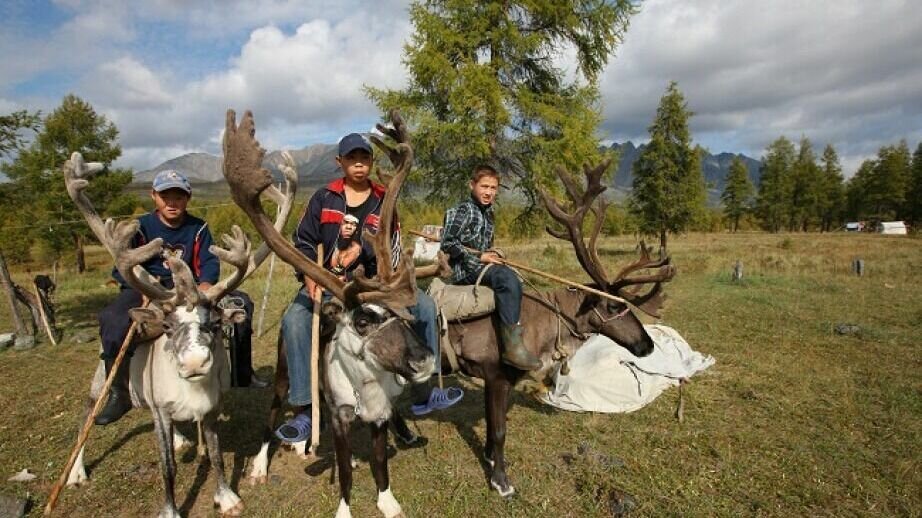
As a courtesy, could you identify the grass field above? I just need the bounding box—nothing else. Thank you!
[0,231,919,517]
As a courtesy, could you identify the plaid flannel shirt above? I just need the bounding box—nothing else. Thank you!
[441,195,494,283]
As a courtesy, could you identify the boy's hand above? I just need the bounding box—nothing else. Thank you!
[306,278,319,299]
[480,251,504,265]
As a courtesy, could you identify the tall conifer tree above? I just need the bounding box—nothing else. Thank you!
[629,82,704,251]
[818,144,845,232]
[721,156,754,232]
[368,0,635,209]
[789,137,822,231]
[755,137,795,232]
[908,142,922,227]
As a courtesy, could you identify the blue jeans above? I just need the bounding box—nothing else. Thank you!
[461,264,522,326]
[281,287,439,406]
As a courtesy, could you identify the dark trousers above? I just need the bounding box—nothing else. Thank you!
[461,265,522,326]
[98,288,144,360]
[225,290,256,387]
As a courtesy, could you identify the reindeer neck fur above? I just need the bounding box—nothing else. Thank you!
[130,306,228,422]
[324,312,403,425]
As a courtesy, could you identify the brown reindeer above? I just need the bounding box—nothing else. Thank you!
[62,151,295,517]
[440,159,676,497]
[224,108,445,518]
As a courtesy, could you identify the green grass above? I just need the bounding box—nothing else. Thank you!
[0,232,920,516]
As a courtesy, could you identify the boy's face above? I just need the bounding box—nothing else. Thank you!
[470,174,499,206]
[151,188,190,225]
[336,149,373,185]
[341,220,357,238]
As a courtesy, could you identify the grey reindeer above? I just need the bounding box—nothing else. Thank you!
[62,151,296,517]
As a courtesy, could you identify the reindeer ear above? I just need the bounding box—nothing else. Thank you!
[321,301,344,324]
[221,308,247,324]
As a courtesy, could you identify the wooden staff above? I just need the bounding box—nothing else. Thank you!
[33,281,57,346]
[45,297,149,516]
[408,229,628,305]
[309,244,323,455]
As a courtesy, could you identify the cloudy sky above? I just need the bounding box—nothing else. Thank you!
[1,0,919,176]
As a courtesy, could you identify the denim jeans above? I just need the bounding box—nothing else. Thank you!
[461,264,522,326]
[281,287,439,406]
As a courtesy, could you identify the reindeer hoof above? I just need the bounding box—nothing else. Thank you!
[214,490,244,516]
[219,501,244,517]
[247,475,267,486]
[491,478,515,498]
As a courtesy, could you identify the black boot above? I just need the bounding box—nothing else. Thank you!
[95,358,133,425]
[499,324,542,371]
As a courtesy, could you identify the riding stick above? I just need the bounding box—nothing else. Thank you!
[44,296,149,516]
[309,244,323,455]
[408,230,628,305]
[33,281,57,346]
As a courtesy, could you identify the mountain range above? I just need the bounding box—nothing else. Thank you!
[134,141,763,203]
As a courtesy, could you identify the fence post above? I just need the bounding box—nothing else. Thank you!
[0,249,28,336]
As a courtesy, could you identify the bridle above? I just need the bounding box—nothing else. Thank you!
[591,305,631,324]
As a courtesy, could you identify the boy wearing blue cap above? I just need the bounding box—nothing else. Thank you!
[275,133,462,444]
[94,170,222,425]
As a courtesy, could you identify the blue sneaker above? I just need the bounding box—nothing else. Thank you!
[411,387,464,416]
[275,413,311,443]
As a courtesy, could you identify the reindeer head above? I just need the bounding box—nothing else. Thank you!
[64,150,297,381]
[540,160,676,358]
[223,108,436,384]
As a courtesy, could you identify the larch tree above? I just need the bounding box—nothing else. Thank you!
[0,109,42,259]
[789,137,822,231]
[628,82,705,251]
[367,0,635,215]
[818,144,845,232]
[755,136,795,233]
[908,142,922,227]
[866,140,911,221]
[2,95,135,271]
[721,155,754,233]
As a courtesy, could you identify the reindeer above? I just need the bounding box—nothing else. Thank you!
[439,159,676,497]
[61,151,296,517]
[224,109,445,518]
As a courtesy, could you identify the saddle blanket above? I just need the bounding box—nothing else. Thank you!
[541,325,715,413]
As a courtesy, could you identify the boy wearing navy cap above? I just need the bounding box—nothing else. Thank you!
[95,170,221,425]
[275,132,463,444]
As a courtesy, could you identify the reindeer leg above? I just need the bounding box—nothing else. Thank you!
[332,409,354,518]
[151,407,180,518]
[485,375,514,497]
[250,349,289,484]
[370,421,404,518]
[203,412,243,516]
[66,396,95,487]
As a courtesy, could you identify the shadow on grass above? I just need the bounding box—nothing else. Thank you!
[57,290,115,329]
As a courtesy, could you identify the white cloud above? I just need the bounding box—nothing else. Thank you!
[599,0,922,172]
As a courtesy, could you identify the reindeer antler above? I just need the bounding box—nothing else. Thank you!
[539,159,612,288]
[539,159,676,317]
[609,241,676,317]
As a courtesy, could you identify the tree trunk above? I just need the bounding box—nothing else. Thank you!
[659,229,668,254]
[74,233,86,273]
[0,249,28,336]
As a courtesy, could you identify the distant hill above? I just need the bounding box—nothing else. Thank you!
[134,141,762,206]
[609,142,762,204]
[134,143,341,190]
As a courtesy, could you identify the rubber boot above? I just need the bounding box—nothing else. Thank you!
[95,358,133,425]
[499,324,542,371]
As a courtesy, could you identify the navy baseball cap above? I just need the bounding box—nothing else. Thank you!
[152,170,192,194]
[338,133,373,157]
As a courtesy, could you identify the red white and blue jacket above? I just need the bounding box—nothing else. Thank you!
[293,178,400,281]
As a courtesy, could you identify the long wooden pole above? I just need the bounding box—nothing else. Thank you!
[408,230,628,305]
[308,244,323,455]
[44,297,149,516]
[32,282,57,346]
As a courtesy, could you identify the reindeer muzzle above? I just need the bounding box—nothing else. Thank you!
[178,347,214,380]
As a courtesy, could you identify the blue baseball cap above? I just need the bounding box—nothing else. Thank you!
[152,169,192,194]
[338,133,373,157]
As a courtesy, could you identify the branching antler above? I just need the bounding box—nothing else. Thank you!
[539,159,676,317]
[609,241,676,317]
[538,159,612,288]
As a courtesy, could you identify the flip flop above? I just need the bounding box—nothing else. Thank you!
[275,413,311,443]
[411,386,464,416]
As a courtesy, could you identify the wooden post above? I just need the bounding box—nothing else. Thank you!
[33,282,57,346]
[255,252,276,338]
[45,297,149,515]
[309,244,323,455]
[0,249,27,337]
